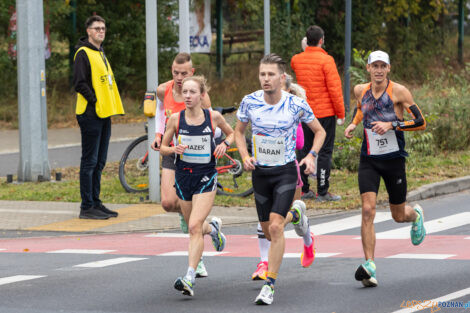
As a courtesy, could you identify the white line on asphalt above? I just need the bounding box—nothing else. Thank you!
[145,233,189,238]
[386,253,456,260]
[284,212,393,238]
[74,257,147,268]
[375,212,470,239]
[391,286,470,313]
[0,209,76,215]
[465,237,470,239]
[283,252,342,258]
[158,251,226,256]
[0,275,46,286]
[47,249,116,254]
[0,249,6,251]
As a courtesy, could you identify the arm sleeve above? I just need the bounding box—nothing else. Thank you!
[154,97,166,135]
[324,58,345,119]
[73,50,97,104]
[351,101,363,125]
[397,104,426,131]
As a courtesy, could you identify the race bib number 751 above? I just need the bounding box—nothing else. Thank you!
[365,129,399,156]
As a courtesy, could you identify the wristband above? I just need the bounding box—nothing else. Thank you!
[243,156,250,163]
[309,150,318,158]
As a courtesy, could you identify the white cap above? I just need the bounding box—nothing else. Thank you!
[368,50,390,65]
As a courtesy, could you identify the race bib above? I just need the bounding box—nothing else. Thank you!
[178,134,211,164]
[365,129,399,155]
[253,135,285,166]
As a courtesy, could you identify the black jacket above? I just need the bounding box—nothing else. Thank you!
[73,37,105,117]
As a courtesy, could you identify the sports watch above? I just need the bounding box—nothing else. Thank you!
[223,140,230,147]
[309,150,318,158]
[391,121,398,130]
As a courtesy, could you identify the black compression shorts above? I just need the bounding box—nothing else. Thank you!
[252,161,297,222]
[162,154,176,170]
[358,156,407,205]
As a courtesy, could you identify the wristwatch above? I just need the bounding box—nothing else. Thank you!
[391,121,398,130]
[223,140,230,147]
[309,150,318,158]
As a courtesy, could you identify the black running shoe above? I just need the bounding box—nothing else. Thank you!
[79,208,110,220]
[96,204,118,217]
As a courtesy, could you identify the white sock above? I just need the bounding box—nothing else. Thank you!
[257,223,270,263]
[185,266,196,283]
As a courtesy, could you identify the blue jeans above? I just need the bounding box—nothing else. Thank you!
[76,114,111,209]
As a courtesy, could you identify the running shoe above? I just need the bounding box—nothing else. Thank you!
[291,200,309,237]
[254,284,274,305]
[251,261,268,280]
[411,204,426,246]
[174,276,194,296]
[209,217,226,252]
[355,259,377,287]
[179,213,188,234]
[300,232,315,268]
[195,259,208,278]
[301,190,315,200]
[316,192,341,202]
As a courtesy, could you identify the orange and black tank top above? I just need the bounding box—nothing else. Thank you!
[163,80,186,120]
[359,80,408,159]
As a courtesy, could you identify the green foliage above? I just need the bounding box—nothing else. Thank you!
[332,123,362,172]
[348,48,370,86]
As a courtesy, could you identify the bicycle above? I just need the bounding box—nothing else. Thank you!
[118,107,254,197]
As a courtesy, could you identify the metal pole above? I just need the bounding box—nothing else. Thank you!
[179,0,190,53]
[68,0,77,85]
[145,0,160,202]
[16,0,50,182]
[344,0,352,112]
[216,0,223,78]
[458,0,464,64]
[264,0,270,55]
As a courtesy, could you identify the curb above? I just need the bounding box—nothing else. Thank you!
[407,175,470,202]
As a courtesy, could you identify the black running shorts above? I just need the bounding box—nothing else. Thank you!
[358,156,407,205]
[174,169,218,201]
[252,161,297,222]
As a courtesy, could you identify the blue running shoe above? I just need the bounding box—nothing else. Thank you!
[355,259,377,287]
[411,204,426,246]
[209,217,226,252]
[174,276,194,296]
[179,213,188,234]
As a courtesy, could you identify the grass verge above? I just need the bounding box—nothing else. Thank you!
[1,150,469,212]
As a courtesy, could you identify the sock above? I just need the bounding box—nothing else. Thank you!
[289,208,300,223]
[257,223,270,263]
[185,267,196,283]
[303,231,313,247]
[265,271,277,287]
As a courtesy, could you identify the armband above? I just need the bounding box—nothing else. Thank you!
[397,104,426,131]
[243,156,251,163]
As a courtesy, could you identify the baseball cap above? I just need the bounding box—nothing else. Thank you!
[367,50,390,65]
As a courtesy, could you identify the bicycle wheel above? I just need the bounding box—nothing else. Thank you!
[119,135,149,193]
[216,147,254,197]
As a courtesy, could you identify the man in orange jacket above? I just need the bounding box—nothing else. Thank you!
[291,25,345,201]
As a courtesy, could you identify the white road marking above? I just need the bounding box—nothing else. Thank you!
[386,253,456,260]
[376,212,470,239]
[145,233,189,238]
[158,251,226,256]
[74,257,147,268]
[0,275,46,286]
[0,209,75,215]
[391,286,470,313]
[47,249,116,254]
[283,252,342,258]
[285,212,392,238]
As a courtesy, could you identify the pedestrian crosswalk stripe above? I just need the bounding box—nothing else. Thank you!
[386,253,456,260]
[284,252,342,258]
[0,275,46,286]
[145,233,189,238]
[0,249,5,251]
[47,249,115,254]
[158,251,226,256]
[284,212,392,238]
[391,286,470,313]
[74,257,147,268]
[375,212,470,239]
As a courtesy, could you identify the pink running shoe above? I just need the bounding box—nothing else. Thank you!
[300,233,315,268]
[251,261,268,280]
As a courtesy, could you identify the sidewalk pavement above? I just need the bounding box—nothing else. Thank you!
[1,124,470,234]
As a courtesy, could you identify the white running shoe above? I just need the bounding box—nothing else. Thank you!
[195,259,208,278]
[255,284,274,305]
[209,217,226,252]
[292,200,309,237]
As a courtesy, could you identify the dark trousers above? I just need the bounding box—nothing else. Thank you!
[76,114,111,209]
[297,116,336,195]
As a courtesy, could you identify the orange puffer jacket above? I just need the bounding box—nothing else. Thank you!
[291,46,345,119]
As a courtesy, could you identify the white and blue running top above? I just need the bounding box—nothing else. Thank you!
[237,90,315,166]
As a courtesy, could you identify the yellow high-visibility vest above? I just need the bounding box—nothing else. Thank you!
[74,46,125,118]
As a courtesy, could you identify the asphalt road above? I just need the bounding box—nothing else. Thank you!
[1,192,469,313]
